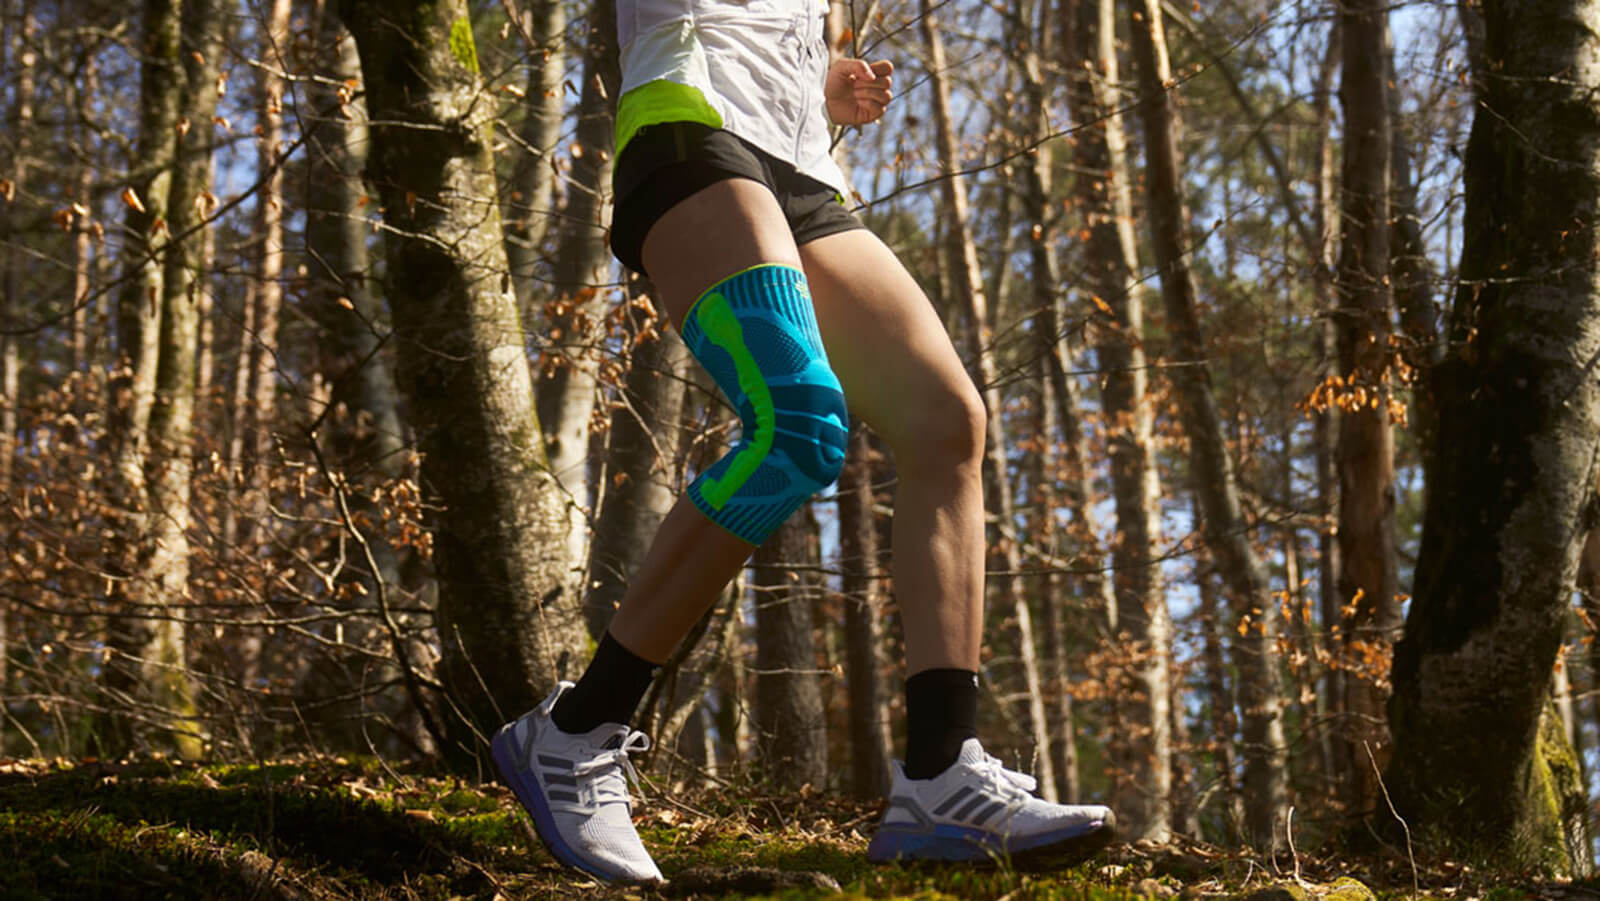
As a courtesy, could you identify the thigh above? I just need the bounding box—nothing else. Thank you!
[797,229,982,447]
[641,177,803,328]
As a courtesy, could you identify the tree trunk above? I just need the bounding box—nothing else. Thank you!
[1127,0,1286,848]
[585,287,689,638]
[1386,22,1442,464]
[838,420,892,798]
[1385,0,1600,873]
[70,48,96,372]
[1,0,33,496]
[920,0,1056,799]
[535,0,619,608]
[100,0,185,759]
[1015,0,1091,802]
[1309,20,1344,811]
[136,0,227,759]
[336,0,589,765]
[1335,0,1399,819]
[753,512,828,789]
[1062,0,1170,834]
[503,0,566,318]
[248,0,291,506]
[1195,540,1245,841]
[0,0,35,756]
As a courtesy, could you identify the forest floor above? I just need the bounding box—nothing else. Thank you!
[0,754,1592,900]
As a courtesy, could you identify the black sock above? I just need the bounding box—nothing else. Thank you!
[903,667,979,780]
[550,631,660,734]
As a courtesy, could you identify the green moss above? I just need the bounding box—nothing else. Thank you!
[448,17,478,74]
[1528,701,1585,874]
[1323,876,1377,901]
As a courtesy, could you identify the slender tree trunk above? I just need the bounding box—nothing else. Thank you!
[920,0,1055,799]
[1062,0,1170,833]
[70,47,97,372]
[101,0,185,758]
[585,288,688,638]
[838,421,892,798]
[1015,0,1089,802]
[1385,0,1600,872]
[1335,0,1400,819]
[536,0,619,606]
[0,0,33,496]
[337,0,590,765]
[0,0,35,754]
[1310,22,1345,808]
[132,0,227,759]
[503,0,566,318]
[753,512,829,788]
[248,0,291,501]
[1386,23,1442,461]
[1195,541,1244,840]
[1127,0,1287,848]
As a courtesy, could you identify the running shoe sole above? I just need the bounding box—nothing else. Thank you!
[491,723,628,884]
[868,808,1117,869]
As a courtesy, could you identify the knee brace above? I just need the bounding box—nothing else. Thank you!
[680,263,849,545]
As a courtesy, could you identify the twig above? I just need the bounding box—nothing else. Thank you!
[307,435,448,758]
[1286,806,1309,888]
[1365,741,1418,898]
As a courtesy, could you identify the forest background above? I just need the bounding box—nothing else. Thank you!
[4,0,1600,887]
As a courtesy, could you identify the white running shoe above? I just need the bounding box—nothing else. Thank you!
[490,682,664,884]
[867,739,1116,866]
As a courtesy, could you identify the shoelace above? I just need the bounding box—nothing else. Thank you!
[976,752,1037,796]
[572,729,651,808]
[964,753,1039,827]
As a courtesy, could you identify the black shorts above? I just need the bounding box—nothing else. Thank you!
[609,121,866,277]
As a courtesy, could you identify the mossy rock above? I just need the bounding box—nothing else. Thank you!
[1242,878,1377,901]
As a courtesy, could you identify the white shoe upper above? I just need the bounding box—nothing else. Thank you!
[502,682,663,883]
[881,738,1112,842]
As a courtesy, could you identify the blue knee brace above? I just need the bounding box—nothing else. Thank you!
[680,264,849,545]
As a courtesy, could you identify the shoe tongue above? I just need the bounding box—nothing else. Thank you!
[955,738,988,766]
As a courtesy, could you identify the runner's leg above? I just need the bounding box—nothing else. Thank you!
[797,228,986,675]
[603,177,807,663]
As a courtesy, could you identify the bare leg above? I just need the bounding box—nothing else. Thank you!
[797,229,987,676]
[605,178,802,662]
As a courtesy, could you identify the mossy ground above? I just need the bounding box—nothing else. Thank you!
[0,755,1585,900]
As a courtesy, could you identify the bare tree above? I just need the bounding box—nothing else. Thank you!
[1335,0,1400,818]
[1062,0,1171,834]
[335,0,589,764]
[535,0,619,606]
[1385,0,1600,871]
[1127,0,1286,848]
[838,421,892,797]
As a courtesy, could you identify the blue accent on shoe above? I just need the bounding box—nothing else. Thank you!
[866,817,1107,863]
[491,724,613,882]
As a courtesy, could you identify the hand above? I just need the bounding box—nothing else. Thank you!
[825,58,894,126]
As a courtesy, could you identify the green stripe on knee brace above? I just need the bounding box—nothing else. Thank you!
[680,264,849,544]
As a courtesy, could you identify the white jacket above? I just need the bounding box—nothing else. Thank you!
[616,0,848,193]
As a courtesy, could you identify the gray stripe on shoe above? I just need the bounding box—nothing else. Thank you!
[544,773,577,786]
[969,800,1005,826]
[547,790,580,803]
[952,794,988,821]
[932,785,973,816]
[538,754,571,769]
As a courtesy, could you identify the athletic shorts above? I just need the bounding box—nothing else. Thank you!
[609,121,867,277]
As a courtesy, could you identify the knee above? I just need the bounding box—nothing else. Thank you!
[897,379,987,473]
[771,376,849,488]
